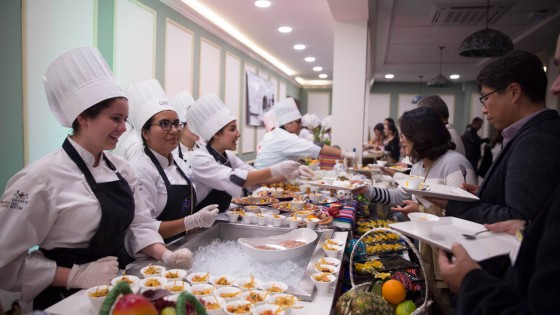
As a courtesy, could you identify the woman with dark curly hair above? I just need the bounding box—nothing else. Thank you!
[356,107,477,314]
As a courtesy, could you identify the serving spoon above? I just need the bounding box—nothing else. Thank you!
[462,230,490,240]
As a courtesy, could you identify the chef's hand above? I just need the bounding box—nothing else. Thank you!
[184,204,219,231]
[437,244,481,294]
[390,200,419,214]
[162,248,193,269]
[296,165,315,179]
[340,150,356,159]
[66,256,119,289]
[269,160,300,178]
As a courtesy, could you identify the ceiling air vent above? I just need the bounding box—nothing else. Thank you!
[431,1,514,25]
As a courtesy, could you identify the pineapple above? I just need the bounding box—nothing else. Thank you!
[335,289,392,315]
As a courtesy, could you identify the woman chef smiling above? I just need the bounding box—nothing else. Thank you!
[126,79,218,241]
[185,93,308,212]
[0,47,192,309]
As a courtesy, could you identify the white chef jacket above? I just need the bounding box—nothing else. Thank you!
[112,126,143,161]
[187,146,254,203]
[299,128,314,141]
[0,137,163,301]
[172,141,203,163]
[130,147,195,228]
[254,128,321,169]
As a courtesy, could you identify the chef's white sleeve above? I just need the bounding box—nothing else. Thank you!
[0,170,58,300]
[190,154,249,198]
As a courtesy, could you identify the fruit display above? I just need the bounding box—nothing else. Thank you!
[356,220,395,234]
[354,259,384,273]
[381,279,407,305]
[335,288,392,315]
[361,232,400,244]
[99,281,207,315]
[396,300,417,315]
[365,243,407,255]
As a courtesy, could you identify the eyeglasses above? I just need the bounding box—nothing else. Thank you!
[151,119,184,132]
[479,84,509,107]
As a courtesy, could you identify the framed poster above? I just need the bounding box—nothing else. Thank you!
[246,70,275,126]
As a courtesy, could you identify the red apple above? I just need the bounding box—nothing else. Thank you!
[112,294,158,315]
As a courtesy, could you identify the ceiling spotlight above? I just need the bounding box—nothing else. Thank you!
[304,57,315,62]
[313,66,323,71]
[293,44,306,50]
[278,26,292,33]
[385,74,394,79]
[450,74,460,80]
[319,74,328,79]
[254,0,271,8]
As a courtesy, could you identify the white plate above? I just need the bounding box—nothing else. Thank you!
[348,166,382,174]
[307,181,367,192]
[389,217,518,261]
[388,165,411,173]
[395,180,479,202]
[238,229,318,262]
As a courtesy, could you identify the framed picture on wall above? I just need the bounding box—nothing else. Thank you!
[246,70,275,126]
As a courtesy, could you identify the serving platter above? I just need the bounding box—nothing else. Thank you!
[395,180,479,202]
[270,201,320,212]
[232,197,279,206]
[307,180,368,192]
[388,165,411,173]
[389,217,518,261]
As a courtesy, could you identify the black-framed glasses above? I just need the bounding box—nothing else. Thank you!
[479,84,509,107]
[151,119,184,132]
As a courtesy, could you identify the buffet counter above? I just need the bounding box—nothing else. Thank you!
[46,222,349,315]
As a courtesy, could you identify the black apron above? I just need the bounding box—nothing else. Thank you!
[34,139,135,310]
[196,144,235,212]
[144,147,196,241]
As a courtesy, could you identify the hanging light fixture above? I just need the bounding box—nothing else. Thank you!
[428,47,452,88]
[412,75,424,104]
[459,0,513,57]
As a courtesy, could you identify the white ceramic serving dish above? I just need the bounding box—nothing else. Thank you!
[238,228,318,262]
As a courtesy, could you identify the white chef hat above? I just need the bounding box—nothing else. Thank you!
[171,91,195,123]
[274,98,301,126]
[310,114,321,129]
[301,113,312,128]
[43,47,127,128]
[262,110,278,131]
[186,93,236,142]
[322,115,334,130]
[127,79,175,136]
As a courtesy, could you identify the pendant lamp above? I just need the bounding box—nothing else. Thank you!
[459,0,513,57]
[427,47,452,88]
[412,75,424,104]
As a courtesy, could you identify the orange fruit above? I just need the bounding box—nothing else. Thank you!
[381,279,406,304]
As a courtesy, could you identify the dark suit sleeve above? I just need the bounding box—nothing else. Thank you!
[455,186,560,315]
[447,132,560,224]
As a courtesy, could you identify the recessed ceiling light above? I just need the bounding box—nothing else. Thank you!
[543,66,547,72]
[313,66,322,71]
[293,44,306,50]
[278,26,292,33]
[254,0,271,8]
[450,74,460,80]
[304,57,315,62]
[319,74,328,79]
[385,74,394,79]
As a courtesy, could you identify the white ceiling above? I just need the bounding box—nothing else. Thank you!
[171,0,560,85]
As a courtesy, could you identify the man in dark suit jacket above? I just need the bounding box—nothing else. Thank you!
[430,50,560,225]
[438,185,560,315]
[435,36,560,314]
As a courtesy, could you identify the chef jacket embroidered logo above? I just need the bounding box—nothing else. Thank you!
[6,190,29,210]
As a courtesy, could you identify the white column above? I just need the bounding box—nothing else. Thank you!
[331,20,369,161]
